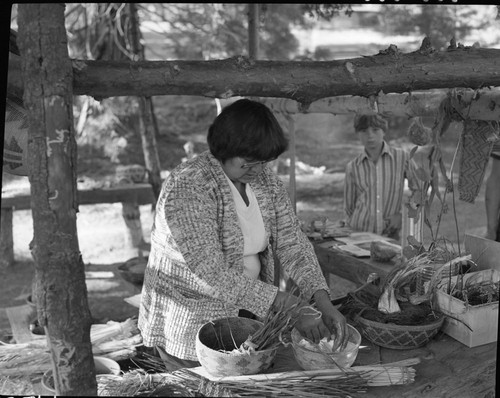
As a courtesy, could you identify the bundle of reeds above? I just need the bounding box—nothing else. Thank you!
[378,248,472,314]
[96,358,419,397]
[0,318,142,375]
[0,341,51,376]
[240,288,319,353]
[96,369,199,397]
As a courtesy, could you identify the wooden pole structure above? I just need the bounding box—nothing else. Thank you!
[17,3,96,395]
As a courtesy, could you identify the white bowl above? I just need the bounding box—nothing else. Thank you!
[94,356,121,375]
[291,324,361,370]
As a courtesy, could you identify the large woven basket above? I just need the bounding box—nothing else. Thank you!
[196,317,278,377]
[354,313,444,350]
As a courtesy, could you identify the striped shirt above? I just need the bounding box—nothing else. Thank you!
[343,142,419,235]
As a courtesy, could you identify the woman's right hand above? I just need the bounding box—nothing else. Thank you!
[272,291,332,344]
[293,305,331,344]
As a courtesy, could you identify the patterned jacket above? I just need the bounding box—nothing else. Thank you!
[138,151,329,360]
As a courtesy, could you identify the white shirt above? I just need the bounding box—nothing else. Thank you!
[226,176,267,279]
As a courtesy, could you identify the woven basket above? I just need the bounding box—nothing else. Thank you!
[117,256,147,287]
[354,313,444,350]
[196,317,278,377]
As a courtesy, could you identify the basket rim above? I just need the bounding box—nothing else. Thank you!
[196,317,278,355]
[354,312,444,331]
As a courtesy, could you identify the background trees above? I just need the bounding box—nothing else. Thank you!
[7,3,500,176]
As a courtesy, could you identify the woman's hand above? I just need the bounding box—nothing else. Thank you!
[310,289,348,351]
[293,305,331,344]
[273,290,348,349]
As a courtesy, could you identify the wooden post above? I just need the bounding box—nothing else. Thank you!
[0,208,14,268]
[18,4,96,395]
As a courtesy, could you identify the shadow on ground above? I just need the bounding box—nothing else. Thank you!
[0,260,139,334]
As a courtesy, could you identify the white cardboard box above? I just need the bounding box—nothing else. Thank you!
[435,269,499,348]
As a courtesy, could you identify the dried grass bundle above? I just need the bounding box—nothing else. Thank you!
[91,317,139,346]
[448,273,500,306]
[174,358,419,397]
[378,252,434,313]
[0,342,51,376]
[378,245,472,315]
[0,376,36,396]
[0,318,142,376]
[96,369,199,397]
[241,288,319,353]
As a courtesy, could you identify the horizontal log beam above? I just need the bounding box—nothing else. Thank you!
[70,48,500,103]
[1,184,155,210]
[9,47,500,119]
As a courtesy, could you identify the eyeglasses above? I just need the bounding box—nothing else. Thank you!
[241,158,276,169]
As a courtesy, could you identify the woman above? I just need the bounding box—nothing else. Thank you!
[138,99,347,370]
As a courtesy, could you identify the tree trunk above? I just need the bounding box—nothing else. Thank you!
[18,4,96,396]
[71,46,500,103]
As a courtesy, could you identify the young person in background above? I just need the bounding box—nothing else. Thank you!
[343,114,419,241]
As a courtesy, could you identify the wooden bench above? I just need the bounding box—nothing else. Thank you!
[0,183,155,268]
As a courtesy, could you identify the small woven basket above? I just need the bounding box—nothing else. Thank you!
[354,313,444,350]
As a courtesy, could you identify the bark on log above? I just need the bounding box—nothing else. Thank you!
[9,44,500,119]
[18,4,96,396]
[71,47,500,103]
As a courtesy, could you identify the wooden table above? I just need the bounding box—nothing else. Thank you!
[268,334,497,397]
[193,332,497,397]
[309,238,497,396]
[313,239,398,287]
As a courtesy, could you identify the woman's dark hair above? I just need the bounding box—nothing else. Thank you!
[207,99,288,162]
[353,114,388,132]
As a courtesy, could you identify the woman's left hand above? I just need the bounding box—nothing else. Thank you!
[313,289,349,351]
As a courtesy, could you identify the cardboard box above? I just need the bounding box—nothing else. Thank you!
[464,234,500,272]
[435,269,499,348]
